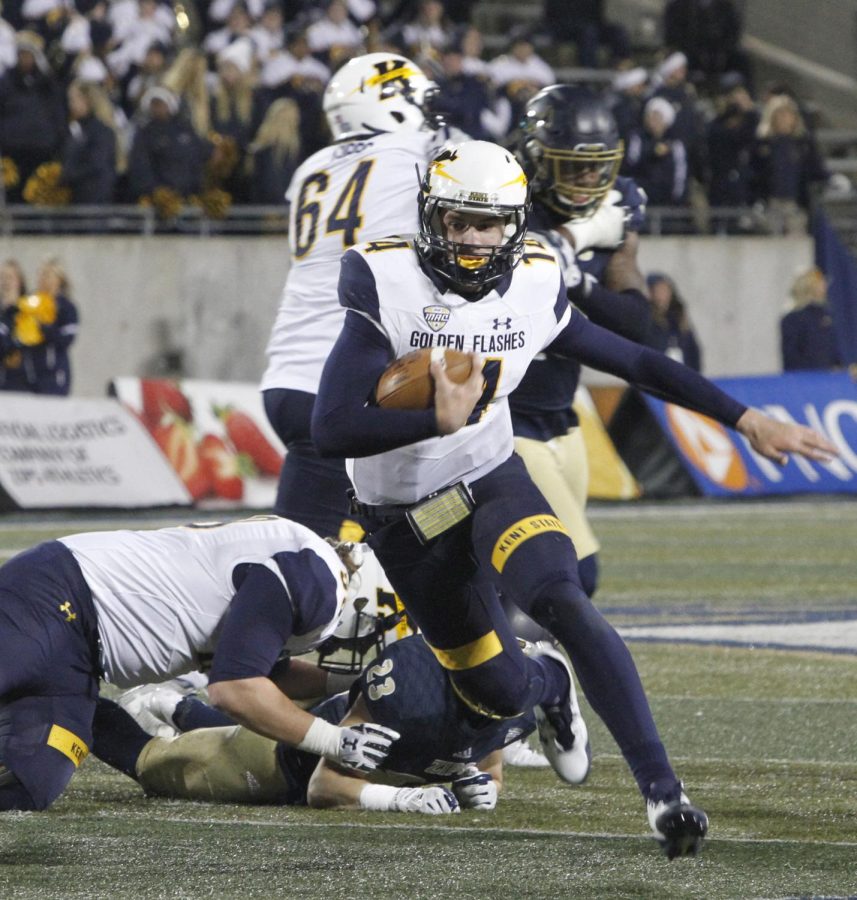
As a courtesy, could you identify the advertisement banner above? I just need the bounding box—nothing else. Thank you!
[642,372,857,496]
[110,377,284,509]
[0,395,190,509]
[573,387,640,500]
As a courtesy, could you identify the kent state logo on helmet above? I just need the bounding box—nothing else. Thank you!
[514,84,624,219]
[323,52,437,140]
[415,141,530,296]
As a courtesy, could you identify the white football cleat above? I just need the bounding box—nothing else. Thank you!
[116,683,185,739]
[502,738,550,768]
[529,642,591,784]
[647,785,709,859]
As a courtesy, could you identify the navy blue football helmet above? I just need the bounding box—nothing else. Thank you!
[515,84,624,219]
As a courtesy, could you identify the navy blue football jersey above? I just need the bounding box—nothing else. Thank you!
[356,635,536,782]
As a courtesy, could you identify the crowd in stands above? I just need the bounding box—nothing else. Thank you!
[0,0,844,231]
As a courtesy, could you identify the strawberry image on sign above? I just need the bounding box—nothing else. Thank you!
[151,415,210,500]
[198,434,253,501]
[214,405,283,476]
[141,379,193,428]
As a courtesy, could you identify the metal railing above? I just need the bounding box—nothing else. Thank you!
[0,204,289,236]
[0,200,848,238]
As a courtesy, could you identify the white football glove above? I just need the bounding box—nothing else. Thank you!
[336,723,401,773]
[564,191,628,252]
[392,786,460,815]
[452,767,498,811]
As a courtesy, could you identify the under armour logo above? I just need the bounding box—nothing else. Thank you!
[343,738,358,751]
[492,317,512,330]
[59,601,77,622]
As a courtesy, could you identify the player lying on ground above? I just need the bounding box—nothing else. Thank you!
[0,517,398,811]
[93,633,541,814]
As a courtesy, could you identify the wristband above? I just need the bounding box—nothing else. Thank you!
[358,783,400,811]
[296,716,341,759]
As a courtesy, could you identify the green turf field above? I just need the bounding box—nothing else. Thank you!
[0,499,855,899]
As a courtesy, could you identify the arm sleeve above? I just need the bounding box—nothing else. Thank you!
[311,252,440,458]
[552,311,746,427]
[208,563,295,684]
[570,279,651,343]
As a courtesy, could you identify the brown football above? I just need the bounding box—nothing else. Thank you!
[375,347,474,410]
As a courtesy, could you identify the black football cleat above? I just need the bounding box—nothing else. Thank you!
[647,787,709,859]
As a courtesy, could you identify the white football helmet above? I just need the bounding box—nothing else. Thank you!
[316,546,413,674]
[323,52,437,140]
[415,140,530,296]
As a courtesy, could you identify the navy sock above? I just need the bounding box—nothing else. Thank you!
[91,698,152,780]
[172,696,236,732]
[530,583,677,798]
[529,654,570,708]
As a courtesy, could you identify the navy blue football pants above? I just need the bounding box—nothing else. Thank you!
[0,542,100,810]
[263,387,356,538]
[363,453,677,799]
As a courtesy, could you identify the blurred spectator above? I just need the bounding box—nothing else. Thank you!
[126,86,213,203]
[210,38,258,201]
[780,267,842,371]
[106,0,175,81]
[0,15,15,76]
[0,258,26,309]
[488,30,554,125]
[160,47,211,137]
[0,257,79,396]
[247,97,302,203]
[257,28,329,159]
[749,93,828,235]
[260,27,331,91]
[432,40,508,140]
[705,72,758,218]
[541,0,631,68]
[202,1,253,59]
[208,0,268,26]
[249,0,285,63]
[663,0,751,94]
[623,96,690,213]
[394,0,451,57]
[456,23,489,78]
[59,79,118,203]
[125,39,172,114]
[609,65,648,145]
[651,51,707,184]
[644,272,702,371]
[0,30,65,201]
[306,0,364,68]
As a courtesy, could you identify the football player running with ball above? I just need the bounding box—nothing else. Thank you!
[260,52,460,539]
[311,140,837,857]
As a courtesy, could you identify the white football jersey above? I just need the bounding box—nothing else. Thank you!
[60,516,348,687]
[343,238,570,504]
[261,127,452,395]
